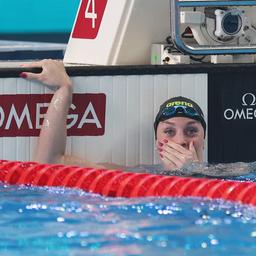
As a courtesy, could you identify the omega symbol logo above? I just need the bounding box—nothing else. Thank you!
[241,93,256,106]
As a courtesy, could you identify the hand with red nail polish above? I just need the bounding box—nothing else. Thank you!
[19,72,27,79]
[158,141,164,147]
[20,59,72,90]
[159,140,200,171]
[155,117,205,171]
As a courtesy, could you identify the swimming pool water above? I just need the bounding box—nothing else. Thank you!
[0,183,256,256]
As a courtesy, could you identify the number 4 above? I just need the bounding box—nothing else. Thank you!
[85,0,98,29]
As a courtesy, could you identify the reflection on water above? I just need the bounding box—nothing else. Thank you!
[141,162,256,182]
[0,184,256,256]
[180,162,256,180]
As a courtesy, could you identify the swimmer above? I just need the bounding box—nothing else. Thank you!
[20,59,206,172]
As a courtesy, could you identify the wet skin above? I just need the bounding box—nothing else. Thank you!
[156,117,205,170]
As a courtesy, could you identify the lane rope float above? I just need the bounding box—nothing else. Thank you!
[0,160,255,206]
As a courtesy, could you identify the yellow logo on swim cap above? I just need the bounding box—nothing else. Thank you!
[166,101,193,108]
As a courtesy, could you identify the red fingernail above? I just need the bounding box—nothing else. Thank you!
[19,72,27,79]
[160,154,163,158]
[158,142,164,147]
[163,139,168,143]
[158,148,163,152]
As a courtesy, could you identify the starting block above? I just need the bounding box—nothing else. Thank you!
[64,0,170,65]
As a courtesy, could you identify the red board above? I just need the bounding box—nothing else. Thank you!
[72,0,108,39]
[0,94,106,137]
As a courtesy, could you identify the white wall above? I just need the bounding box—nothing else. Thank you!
[0,73,207,166]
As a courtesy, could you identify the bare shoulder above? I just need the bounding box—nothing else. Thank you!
[58,155,128,170]
[98,163,126,170]
[59,155,106,169]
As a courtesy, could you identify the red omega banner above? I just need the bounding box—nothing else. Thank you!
[0,94,106,137]
[72,0,108,39]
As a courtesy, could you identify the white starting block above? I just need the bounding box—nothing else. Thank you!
[64,0,170,65]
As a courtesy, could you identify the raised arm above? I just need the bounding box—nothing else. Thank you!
[20,60,104,168]
[20,60,72,164]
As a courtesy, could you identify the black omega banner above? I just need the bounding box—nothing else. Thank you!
[208,71,256,163]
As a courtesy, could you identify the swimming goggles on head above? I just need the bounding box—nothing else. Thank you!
[160,105,200,119]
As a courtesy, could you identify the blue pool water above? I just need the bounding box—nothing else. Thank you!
[1,182,256,256]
